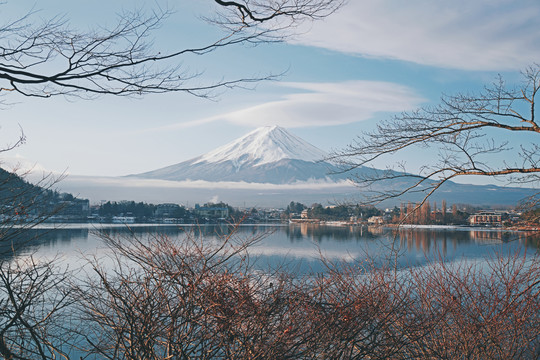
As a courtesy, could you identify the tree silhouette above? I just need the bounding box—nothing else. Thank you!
[0,1,342,100]
[330,65,540,207]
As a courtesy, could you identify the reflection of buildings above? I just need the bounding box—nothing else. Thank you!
[469,230,504,244]
[367,225,384,235]
[468,211,508,226]
[399,229,456,256]
[300,223,310,237]
[287,223,381,243]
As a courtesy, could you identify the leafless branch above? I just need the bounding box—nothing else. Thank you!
[330,64,540,206]
[0,1,342,100]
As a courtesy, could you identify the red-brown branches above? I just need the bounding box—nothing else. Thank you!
[329,65,540,207]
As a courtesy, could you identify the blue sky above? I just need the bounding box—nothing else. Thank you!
[2,0,540,183]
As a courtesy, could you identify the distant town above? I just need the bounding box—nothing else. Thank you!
[28,194,540,230]
[0,164,536,229]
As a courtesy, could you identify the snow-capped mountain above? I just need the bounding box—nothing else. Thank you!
[127,125,537,208]
[132,126,346,184]
[65,125,536,206]
[194,125,328,169]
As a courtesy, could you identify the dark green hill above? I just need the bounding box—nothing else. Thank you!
[0,168,88,219]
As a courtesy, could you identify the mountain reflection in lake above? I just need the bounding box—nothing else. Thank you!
[9,224,539,274]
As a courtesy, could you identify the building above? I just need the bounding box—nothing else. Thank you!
[468,211,508,226]
[155,203,181,218]
[112,216,136,224]
[56,199,90,218]
[368,216,384,225]
[194,204,229,219]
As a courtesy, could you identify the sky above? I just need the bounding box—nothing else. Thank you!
[1,0,540,184]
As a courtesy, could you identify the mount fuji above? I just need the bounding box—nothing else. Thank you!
[51,125,537,206]
[132,126,347,184]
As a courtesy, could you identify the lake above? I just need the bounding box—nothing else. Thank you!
[8,223,539,273]
[2,223,538,359]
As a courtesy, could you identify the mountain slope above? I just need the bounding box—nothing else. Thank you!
[133,126,347,184]
[127,125,537,207]
[194,125,327,168]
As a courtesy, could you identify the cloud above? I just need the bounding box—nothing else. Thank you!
[64,175,355,190]
[167,80,424,129]
[294,0,540,71]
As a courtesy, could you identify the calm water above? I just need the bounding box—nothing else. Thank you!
[3,223,537,360]
[7,223,539,273]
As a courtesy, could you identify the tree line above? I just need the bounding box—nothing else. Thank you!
[285,201,382,221]
[97,201,240,222]
[395,200,473,225]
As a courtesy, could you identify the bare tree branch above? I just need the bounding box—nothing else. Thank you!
[330,64,540,207]
[0,1,342,100]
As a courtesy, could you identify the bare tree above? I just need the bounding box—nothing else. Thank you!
[73,225,340,359]
[330,65,540,206]
[0,135,74,359]
[0,256,73,360]
[409,252,540,359]
[0,1,342,100]
[72,225,276,359]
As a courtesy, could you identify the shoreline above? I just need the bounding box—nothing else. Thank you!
[22,222,538,233]
[385,224,539,232]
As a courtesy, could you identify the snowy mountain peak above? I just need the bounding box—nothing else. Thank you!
[193,126,328,169]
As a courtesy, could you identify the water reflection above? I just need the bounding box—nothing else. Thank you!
[0,227,90,261]
[286,223,383,243]
[4,224,538,273]
[395,227,539,256]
